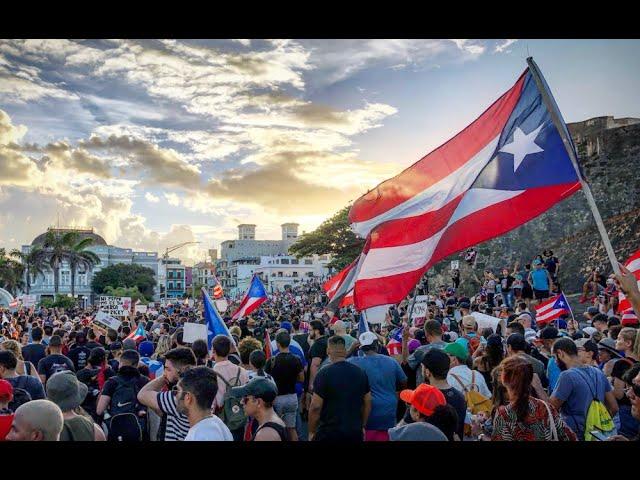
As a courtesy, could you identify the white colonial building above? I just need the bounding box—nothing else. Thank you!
[254,254,331,293]
[21,227,158,304]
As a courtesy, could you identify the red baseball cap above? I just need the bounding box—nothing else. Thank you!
[0,379,13,402]
[399,384,446,417]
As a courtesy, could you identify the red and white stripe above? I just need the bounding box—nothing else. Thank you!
[386,338,402,356]
[622,308,639,326]
[348,71,579,310]
[618,248,640,313]
[534,294,569,325]
[231,296,266,321]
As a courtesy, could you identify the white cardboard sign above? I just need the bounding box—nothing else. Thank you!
[93,310,122,331]
[410,295,430,320]
[183,322,208,344]
[215,299,228,313]
[135,304,148,314]
[471,312,507,336]
[98,296,131,317]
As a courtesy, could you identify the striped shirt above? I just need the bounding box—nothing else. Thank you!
[157,391,190,441]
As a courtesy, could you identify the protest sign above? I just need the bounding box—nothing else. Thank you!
[471,312,507,336]
[21,295,37,308]
[98,296,131,317]
[93,310,122,331]
[215,299,228,313]
[410,295,430,321]
[135,304,148,314]
[183,322,208,344]
[450,260,459,270]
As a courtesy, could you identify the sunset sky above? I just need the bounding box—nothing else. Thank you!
[1,39,638,264]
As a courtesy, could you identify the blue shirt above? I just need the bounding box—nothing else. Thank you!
[348,354,407,430]
[530,269,549,290]
[551,365,612,439]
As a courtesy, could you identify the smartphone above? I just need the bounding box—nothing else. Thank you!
[590,430,614,441]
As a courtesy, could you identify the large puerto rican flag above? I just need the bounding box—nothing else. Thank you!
[618,248,640,313]
[348,66,582,311]
[231,274,268,320]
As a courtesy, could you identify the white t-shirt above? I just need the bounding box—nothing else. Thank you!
[185,416,233,441]
[447,365,492,399]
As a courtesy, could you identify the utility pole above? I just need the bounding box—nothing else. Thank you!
[162,241,200,303]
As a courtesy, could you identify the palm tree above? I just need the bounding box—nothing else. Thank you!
[42,231,77,295]
[67,236,100,297]
[10,247,46,295]
[0,248,25,296]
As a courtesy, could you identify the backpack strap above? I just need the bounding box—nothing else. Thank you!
[217,366,241,389]
[450,373,469,393]
[573,367,598,401]
[25,361,32,376]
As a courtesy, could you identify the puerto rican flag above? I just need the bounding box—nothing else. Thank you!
[126,323,146,342]
[535,292,572,326]
[618,248,640,313]
[348,64,581,311]
[622,308,638,326]
[323,249,369,311]
[386,327,403,356]
[231,274,268,320]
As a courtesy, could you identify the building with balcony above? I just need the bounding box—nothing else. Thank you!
[254,254,331,293]
[21,227,158,305]
[158,257,186,299]
[192,262,217,289]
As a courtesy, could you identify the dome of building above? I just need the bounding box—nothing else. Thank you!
[31,228,108,247]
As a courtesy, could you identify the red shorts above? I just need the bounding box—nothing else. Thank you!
[365,430,389,442]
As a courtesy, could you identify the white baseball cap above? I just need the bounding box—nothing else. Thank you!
[359,331,378,346]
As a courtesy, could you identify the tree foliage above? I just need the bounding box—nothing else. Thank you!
[288,205,365,270]
[103,285,148,303]
[40,295,77,309]
[91,264,156,300]
[0,248,25,295]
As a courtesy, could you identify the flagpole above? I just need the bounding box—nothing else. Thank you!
[526,57,620,276]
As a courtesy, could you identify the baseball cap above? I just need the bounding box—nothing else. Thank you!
[109,341,123,351]
[538,326,561,340]
[138,340,154,358]
[582,326,598,337]
[359,331,378,347]
[400,384,446,417]
[230,377,278,403]
[597,338,623,358]
[506,333,527,352]
[444,341,468,361]
[459,301,471,309]
[585,307,599,316]
[0,378,13,402]
[421,349,450,378]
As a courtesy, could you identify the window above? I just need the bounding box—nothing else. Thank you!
[177,282,182,289]
[278,272,283,277]
[229,243,234,248]
[168,282,174,289]
[306,272,314,277]
[78,273,87,286]
[304,259,312,265]
[280,258,289,265]
[61,270,70,286]
[291,259,299,264]
[292,271,298,277]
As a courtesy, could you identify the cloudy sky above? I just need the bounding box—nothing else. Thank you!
[1,39,638,265]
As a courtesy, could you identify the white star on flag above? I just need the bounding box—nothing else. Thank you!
[499,124,544,172]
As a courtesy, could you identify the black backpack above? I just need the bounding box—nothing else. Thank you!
[8,376,32,412]
[107,376,146,441]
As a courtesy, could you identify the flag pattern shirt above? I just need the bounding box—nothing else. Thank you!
[347,68,581,311]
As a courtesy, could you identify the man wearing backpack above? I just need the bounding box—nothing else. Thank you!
[37,335,75,385]
[97,349,149,441]
[0,350,45,404]
[457,316,481,356]
[211,335,249,441]
[550,338,619,440]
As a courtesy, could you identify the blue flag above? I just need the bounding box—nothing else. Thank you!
[358,312,369,335]
[202,289,233,350]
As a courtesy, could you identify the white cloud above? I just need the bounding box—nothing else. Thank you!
[495,39,518,53]
[145,192,160,203]
[450,39,486,56]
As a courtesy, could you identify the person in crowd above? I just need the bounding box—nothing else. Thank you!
[211,335,249,441]
[191,339,209,367]
[610,328,640,438]
[46,371,105,441]
[67,331,92,371]
[330,320,355,350]
[499,268,516,309]
[265,331,303,441]
[0,379,13,440]
[444,342,492,399]
[0,350,45,402]
[238,336,263,373]
[37,335,75,384]
[233,377,288,441]
[473,334,504,392]
[21,326,46,368]
[308,335,371,441]
[529,259,554,304]
[421,349,467,439]
[137,347,196,441]
[307,320,328,408]
[175,366,233,441]
[549,337,618,440]
[347,331,407,441]
[406,320,447,385]
[76,347,115,423]
[152,334,172,361]
[0,339,39,380]
[491,355,576,441]
[6,399,64,441]
[458,315,481,355]
[575,338,599,367]
[389,384,450,441]
[505,334,548,388]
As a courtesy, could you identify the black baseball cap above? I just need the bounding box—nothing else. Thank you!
[539,326,561,340]
[108,341,123,351]
[230,377,278,402]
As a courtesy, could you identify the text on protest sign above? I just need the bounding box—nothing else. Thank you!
[410,295,430,320]
[98,296,132,317]
[93,310,122,331]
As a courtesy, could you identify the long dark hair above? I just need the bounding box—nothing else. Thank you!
[482,334,504,371]
[500,355,534,422]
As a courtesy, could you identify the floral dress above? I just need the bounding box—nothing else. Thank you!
[492,397,577,441]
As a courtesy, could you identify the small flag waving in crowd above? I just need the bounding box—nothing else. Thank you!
[535,292,571,326]
[126,323,146,342]
[264,329,272,360]
[213,275,224,299]
[231,274,268,321]
[386,327,403,356]
[346,60,582,312]
[618,248,640,313]
[202,287,234,350]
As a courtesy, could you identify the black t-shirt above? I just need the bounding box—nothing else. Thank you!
[77,366,116,418]
[313,360,370,441]
[265,352,303,395]
[293,333,310,358]
[545,257,559,274]
[22,343,47,367]
[499,275,515,292]
[441,386,466,440]
[86,341,102,350]
[68,345,92,371]
[309,336,328,363]
[37,354,75,382]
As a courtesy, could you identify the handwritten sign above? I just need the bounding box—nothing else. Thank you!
[135,304,148,314]
[98,296,131,317]
[410,295,430,321]
[450,260,459,270]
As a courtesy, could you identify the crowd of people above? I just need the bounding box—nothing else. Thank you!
[0,251,639,443]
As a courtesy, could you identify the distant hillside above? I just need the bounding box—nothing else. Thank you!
[428,116,640,298]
